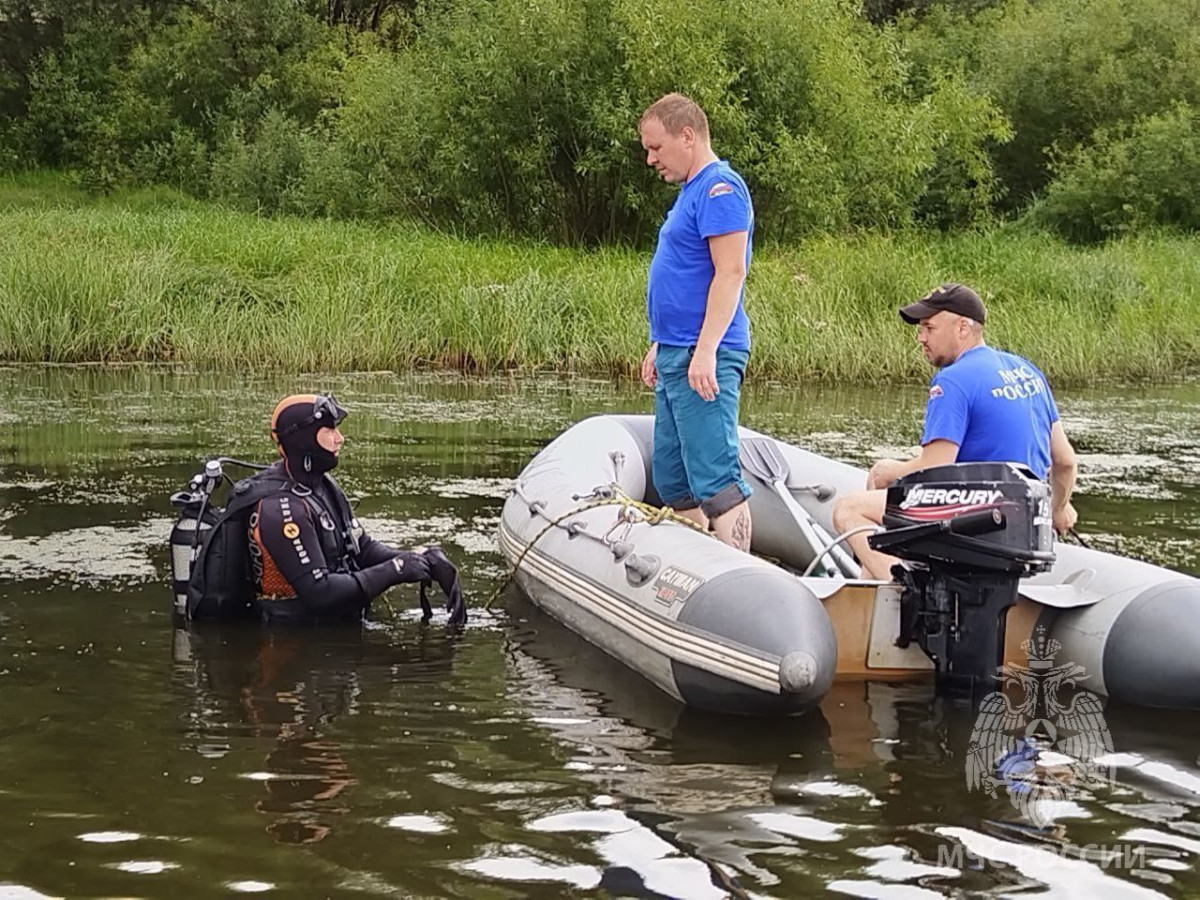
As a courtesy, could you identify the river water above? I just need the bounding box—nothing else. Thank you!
[0,366,1197,899]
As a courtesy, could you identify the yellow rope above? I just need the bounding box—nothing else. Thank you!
[484,486,712,609]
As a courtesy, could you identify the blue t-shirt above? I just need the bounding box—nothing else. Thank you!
[647,160,753,350]
[922,345,1060,479]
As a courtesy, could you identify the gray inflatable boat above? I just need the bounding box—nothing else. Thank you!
[499,415,1200,713]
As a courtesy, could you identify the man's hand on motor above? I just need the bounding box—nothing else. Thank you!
[641,343,658,388]
[688,346,719,401]
[1053,501,1078,536]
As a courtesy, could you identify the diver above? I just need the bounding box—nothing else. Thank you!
[245,393,465,625]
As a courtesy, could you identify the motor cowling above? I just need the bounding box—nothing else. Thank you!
[878,462,1055,575]
[869,462,1057,698]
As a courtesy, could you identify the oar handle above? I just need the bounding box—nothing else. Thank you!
[771,479,836,576]
[809,520,862,579]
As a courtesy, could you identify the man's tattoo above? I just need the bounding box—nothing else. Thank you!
[731,508,751,551]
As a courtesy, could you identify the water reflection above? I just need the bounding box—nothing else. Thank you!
[173,621,460,846]
[502,591,1199,897]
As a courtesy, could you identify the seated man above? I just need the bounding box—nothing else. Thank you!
[249,393,465,623]
[832,284,1078,579]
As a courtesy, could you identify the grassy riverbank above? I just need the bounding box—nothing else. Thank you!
[2,173,1197,383]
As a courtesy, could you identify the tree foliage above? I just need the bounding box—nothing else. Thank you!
[902,0,1200,214]
[1030,103,1200,241]
[4,0,1200,242]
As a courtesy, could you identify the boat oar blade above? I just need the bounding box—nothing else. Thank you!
[739,437,836,577]
[740,438,836,502]
[738,436,791,485]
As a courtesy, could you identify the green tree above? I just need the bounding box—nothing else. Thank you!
[904,0,1200,207]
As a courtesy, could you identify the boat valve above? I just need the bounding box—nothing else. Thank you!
[800,483,837,503]
[624,553,661,587]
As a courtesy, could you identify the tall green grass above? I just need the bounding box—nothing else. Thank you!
[1,175,1196,383]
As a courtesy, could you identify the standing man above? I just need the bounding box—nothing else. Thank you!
[832,284,1079,579]
[639,93,754,550]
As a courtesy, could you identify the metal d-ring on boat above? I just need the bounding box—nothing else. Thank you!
[499,415,1200,714]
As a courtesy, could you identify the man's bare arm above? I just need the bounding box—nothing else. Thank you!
[867,440,960,490]
[1048,420,1078,533]
[687,231,749,401]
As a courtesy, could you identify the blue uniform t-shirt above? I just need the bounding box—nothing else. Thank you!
[922,345,1060,479]
[647,160,753,350]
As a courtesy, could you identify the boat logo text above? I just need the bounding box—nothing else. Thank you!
[900,487,1003,509]
[653,567,704,606]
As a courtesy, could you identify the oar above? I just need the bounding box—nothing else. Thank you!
[807,518,862,579]
[739,437,856,578]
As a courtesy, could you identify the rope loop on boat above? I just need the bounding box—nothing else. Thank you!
[608,485,710,534]
[645,506,672,524]
[485,483,714,608]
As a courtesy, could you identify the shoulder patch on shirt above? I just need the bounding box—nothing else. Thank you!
[929,384,944,399]
[283,522,300,539]
[708,181,734,198]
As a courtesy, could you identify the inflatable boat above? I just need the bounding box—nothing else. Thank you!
[498,415,1200,715]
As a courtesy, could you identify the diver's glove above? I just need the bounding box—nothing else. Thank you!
[390,551,432,584]
[421,546,467,625]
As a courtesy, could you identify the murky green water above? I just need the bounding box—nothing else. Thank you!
[0,366,1197,899]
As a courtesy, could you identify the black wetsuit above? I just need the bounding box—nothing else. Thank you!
[249,462,427,622]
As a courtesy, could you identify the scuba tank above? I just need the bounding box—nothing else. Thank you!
[169,457,276,622]
[169,460,224,618]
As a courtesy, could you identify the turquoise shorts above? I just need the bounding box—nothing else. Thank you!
[652,344,752,518]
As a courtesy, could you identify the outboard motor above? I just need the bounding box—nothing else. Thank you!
[868,462,1055,696]
[169,460,224,618]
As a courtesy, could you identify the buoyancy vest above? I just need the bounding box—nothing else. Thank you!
[180,462,360,621]
[248,472,363,601]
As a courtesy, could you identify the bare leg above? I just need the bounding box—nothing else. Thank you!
[711,501,752,552]
[674,507,709,531]
[831,489,896,580]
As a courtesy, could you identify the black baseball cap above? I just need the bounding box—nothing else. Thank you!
[899,283,986,325]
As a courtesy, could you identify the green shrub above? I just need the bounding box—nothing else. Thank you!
[334,0,641,241]
[209,110,366,218]
[904,0,1200,208]
[332,0,1004,243]
[1030,103,1200,242]
[130,128,212,197]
